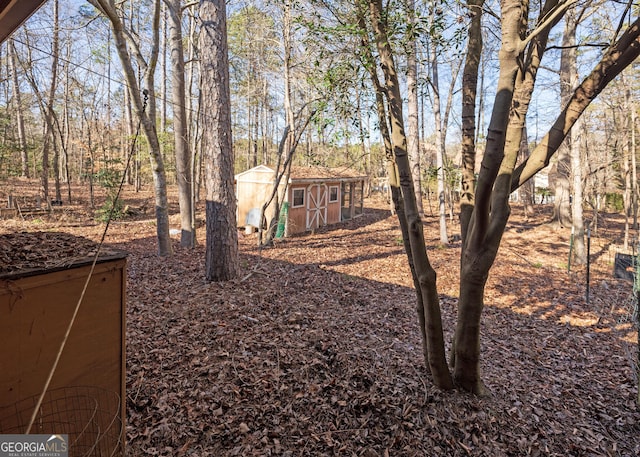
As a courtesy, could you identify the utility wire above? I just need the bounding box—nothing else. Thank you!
[8,36,202,119]
[25,90,149,435]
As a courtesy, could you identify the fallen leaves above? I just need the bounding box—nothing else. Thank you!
[1,183,638,456]
[0,231,119,275]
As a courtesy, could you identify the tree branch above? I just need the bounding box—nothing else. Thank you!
[611,0,634,44]
[511,16,640,191]
[519,0,577,52]
[545,42,609,51]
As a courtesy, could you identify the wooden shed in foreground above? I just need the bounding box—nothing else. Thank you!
[235,165,367,236]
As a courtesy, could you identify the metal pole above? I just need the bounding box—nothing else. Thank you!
[635,239,640,406]
[568,226,574,273]
[586,225,591,304]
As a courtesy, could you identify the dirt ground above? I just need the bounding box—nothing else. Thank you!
[1,178,639,456]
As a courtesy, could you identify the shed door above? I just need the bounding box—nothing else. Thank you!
[306,184,328,230]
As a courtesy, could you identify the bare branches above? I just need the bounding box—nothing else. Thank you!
[512,15,640,191]
[520,0,577,52]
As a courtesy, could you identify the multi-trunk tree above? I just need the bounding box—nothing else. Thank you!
[362,0,640,393]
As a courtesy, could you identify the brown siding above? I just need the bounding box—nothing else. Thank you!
[236,166,366,236]
[0,258,126,454]
[327,200,341,224]
[326,184,341,224]
[287,185,308,235]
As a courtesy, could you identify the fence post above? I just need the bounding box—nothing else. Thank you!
[568,226,574,273]
[586,225,591,304]
[635,240,640,406]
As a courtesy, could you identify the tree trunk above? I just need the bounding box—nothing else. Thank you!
[51,0,62,204]
[8,40,29,178]
[454,0,564,393]
[41,0,60,204]
[428,15,448,245]
[551,7,577,228]
[632,95,638,230]
[123,80,135,186]
[52,138,62,203]
[556,7,587,265]
[369,0,453,390]
[453,0,524,395]
[356,10,430,370]
[85,114,95,209]
[406,0,423,216]
[459,0,483,240]
[518,125,535,219]
[571,111,586,264]
[89,0,173,256]
[185,6,201,208]
[167,0,195,248]
[200,0,239,281]
[160,4,168,135]
[62,43,72,203]
[551,151,571,226]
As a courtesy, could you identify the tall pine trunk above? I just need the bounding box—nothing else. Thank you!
[200,0,239,281]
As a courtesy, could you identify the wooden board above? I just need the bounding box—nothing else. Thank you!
[0,257,126,455]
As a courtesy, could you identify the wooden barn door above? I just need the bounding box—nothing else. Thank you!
[306,184,328,230]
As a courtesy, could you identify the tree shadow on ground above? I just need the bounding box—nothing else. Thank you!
[115,227,640,457]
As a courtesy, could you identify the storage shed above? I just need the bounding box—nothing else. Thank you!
[236,165,367,236]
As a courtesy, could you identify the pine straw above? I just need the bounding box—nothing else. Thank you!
[2,193,638,456]
[116,203,639,457]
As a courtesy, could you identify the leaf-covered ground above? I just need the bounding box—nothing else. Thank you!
[1,180,639,456]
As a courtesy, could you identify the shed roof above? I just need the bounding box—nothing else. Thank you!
[236,165,366,183]
[288,165,367,181]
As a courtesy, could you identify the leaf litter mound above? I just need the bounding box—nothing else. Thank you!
[1,191,638,456]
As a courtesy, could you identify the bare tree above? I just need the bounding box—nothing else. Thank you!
[89,0,173,256]
[166,0,195,248]
[8,40,29,178]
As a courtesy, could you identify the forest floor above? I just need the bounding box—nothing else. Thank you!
[1,178,639,456]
